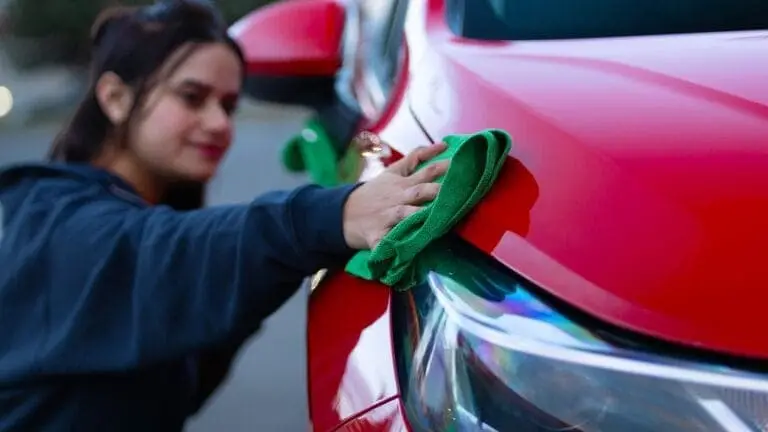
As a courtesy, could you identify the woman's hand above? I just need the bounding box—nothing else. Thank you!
[342,142,450,250]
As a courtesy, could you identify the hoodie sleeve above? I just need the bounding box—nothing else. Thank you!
[7,182,359,374]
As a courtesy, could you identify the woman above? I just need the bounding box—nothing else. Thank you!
[0,1,448,430]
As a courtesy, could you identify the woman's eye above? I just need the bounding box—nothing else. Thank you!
[179,91,205,109]
[222,101,237,116]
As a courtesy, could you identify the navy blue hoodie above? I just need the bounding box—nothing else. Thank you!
[0,163,359,431]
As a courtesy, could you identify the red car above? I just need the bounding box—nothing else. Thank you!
[231,0,768,430]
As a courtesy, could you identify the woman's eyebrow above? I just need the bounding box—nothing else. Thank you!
[177,79,238,98]
[177,79,211,91]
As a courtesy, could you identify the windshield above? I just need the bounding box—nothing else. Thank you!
[454,0,768,40]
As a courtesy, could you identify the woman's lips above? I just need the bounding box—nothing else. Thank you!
[197,144,226,161]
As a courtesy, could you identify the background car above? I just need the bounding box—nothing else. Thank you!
[230,0,768,430]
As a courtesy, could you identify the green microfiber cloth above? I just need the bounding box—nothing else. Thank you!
[281,118,360,186]
[345,128,513,291]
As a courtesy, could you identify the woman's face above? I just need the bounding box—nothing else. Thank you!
[127,42,242,183]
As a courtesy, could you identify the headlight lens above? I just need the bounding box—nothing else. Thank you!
[392,238,768,431]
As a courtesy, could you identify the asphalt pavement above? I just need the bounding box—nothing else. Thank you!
[0,102,317,432]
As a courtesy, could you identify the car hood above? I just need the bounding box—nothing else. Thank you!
[409,31,768,359]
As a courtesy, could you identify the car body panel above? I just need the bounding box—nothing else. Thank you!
[399,0,768,360]
[307,0,768,430]
[307,272,397,432]
[333,397,407,431]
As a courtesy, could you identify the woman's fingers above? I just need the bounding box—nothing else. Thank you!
[389,143,448,176]
[404,182,441,205]
[341,142,450,250]
[388,204,421,227]
[406,160,450,186]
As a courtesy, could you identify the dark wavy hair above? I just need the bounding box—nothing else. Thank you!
[48,0,246,210]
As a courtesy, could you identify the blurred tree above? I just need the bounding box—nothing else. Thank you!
[3,0,276,69]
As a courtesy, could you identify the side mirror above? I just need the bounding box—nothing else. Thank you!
[229,0,346,107]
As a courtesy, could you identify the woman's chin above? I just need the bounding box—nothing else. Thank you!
[175,162,220,183]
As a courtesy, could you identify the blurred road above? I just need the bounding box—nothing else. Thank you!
[0,103,316,432]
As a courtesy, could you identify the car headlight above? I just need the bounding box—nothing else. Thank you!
[392,237,768,431]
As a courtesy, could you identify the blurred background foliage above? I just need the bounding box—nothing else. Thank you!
[3,0,276,69]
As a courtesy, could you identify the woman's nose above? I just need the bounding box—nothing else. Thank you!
[202,102,231,134]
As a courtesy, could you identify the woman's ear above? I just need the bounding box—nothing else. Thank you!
[95,72,134,125]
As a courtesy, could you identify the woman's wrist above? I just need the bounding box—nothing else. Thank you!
[289,182,363,255]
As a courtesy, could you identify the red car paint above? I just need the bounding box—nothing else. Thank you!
[333,398,407,431]
[230,0,345,77]
[233,0,768,430]
[407,0,768,360]
[307,274,400,431]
